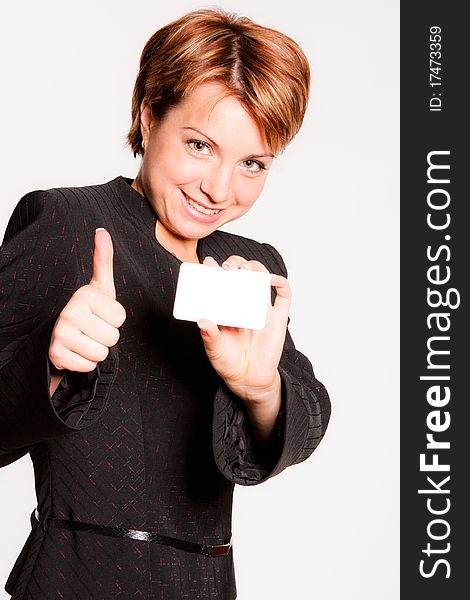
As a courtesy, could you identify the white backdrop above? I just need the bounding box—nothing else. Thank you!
[0,1,399,599]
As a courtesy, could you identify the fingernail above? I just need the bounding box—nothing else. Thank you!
[222,261,231,269]
[197,320,207,333]
[95,227,106,233]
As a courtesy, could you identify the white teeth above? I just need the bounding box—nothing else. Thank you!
[186,195,220,215]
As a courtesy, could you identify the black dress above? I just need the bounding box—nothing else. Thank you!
[0,176,331,599]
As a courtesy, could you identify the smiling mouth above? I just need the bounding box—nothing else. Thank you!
[183,192,222,215]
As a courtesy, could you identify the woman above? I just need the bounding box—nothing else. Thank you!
[0,8,331,599]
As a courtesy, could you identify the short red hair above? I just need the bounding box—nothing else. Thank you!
[127,8,310,157]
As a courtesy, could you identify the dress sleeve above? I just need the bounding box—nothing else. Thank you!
[0,189,118,468]
[212,242,331,485]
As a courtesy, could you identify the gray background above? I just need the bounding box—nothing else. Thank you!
[0,1,399,598]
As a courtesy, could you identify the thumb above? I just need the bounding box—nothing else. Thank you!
[90,228,116,299]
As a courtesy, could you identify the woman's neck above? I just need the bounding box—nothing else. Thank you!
[155,220,200,264]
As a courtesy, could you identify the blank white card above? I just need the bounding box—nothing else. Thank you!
[173,262,272,330]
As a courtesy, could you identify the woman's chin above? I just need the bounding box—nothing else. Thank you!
[163,218,213,242]
[178,222,217,240]
[172,211,227,238]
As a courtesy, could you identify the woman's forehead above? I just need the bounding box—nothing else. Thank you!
[168,83,272,155]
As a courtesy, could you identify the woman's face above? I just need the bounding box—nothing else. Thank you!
[138,82,275,243]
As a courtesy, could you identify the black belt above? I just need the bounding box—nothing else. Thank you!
[34,509,232,557]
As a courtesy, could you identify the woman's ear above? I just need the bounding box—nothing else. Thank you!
[140,99,153,146]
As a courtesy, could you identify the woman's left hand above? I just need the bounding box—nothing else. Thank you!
[197,255,291,404]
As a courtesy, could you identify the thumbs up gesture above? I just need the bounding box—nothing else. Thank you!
[48,228,127,373]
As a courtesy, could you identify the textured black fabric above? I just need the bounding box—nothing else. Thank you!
[0,176,331,599]
[33,509,232,557]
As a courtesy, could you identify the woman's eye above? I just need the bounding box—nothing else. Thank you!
[187,140,210,154]
[242,159,265,173]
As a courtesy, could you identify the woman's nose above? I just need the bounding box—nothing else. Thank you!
[200,165,233,205]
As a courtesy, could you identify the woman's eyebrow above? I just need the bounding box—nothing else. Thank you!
[182,127,218,147]
[181,127,275,158]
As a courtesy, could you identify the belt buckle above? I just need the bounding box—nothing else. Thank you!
[210,536,232,557]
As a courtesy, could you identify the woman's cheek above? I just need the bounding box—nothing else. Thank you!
[171,157,204,182]
[241,180,265,209]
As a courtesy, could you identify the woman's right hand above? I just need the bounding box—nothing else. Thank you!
[48,228,127,373]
